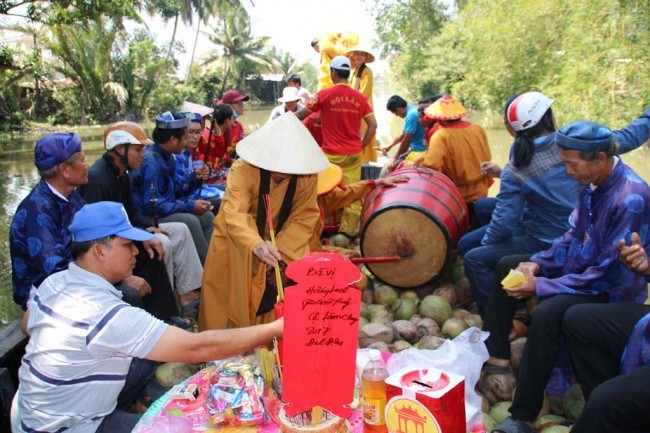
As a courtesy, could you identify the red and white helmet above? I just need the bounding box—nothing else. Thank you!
[506,92,554,131]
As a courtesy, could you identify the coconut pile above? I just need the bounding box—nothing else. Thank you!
[355,255,584,433]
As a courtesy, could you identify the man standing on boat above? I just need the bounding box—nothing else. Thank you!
[296,55,377,238]
[11,201,283,433]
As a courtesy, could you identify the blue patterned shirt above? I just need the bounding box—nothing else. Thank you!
[131,143,195,217]
[9,179,85,309]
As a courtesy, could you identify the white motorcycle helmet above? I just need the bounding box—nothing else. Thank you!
[506,91,554,131]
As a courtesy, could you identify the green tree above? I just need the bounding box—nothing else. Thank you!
[202,4,272,95]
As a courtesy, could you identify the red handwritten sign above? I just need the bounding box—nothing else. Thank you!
[282,252,362,418]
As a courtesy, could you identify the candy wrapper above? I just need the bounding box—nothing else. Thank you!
[207,360,267,427]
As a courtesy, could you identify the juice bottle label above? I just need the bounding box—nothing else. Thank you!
[363,397,386,425]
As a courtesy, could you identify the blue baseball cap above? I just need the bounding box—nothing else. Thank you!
[69,202,154,242]
[556,121,613,151]
[34,133,82,171]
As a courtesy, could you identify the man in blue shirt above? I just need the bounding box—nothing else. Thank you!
[132,112,215,263]
[9,133,88,309]
[383,95,427,171]
[486,121,650,433]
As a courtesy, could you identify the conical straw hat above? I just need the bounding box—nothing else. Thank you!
[317,163,343,195]
[424,94,468,120]
[345,44,375,63]
[236,112,329,175]
[181,101,213,117]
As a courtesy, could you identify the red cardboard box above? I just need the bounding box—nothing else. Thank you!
[384,367,466,433]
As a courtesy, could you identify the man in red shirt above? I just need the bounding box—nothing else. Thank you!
[218,89,248,154]
[297,55,377,237]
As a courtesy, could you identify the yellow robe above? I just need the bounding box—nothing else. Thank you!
[310,181,376,252]
[350,66,377,162]
[421,121,491,203]
[198,160,320,330]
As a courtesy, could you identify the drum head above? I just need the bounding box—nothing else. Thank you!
[361,206,448,288]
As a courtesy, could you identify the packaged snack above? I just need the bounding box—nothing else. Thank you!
[206,361,267,427]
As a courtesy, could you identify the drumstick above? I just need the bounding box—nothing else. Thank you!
[350,256,402,264]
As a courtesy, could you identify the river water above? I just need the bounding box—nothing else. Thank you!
[1,106,648,325]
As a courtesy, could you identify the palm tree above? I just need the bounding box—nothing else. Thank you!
[202,5,272,95]
[46,16,128,122]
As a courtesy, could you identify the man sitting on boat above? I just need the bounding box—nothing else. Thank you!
[11,201,283,433]
[483,121,650,433]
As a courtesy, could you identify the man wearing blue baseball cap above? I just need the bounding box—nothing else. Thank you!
[132,111,215,263]
[12,201,283,433]
[485,120,650,433]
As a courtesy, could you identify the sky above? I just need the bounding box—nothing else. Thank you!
[159,0,384,77]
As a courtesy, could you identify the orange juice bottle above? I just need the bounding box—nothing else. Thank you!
[362,350,389,433]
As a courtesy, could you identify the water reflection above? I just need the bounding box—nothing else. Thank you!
[0,108,647,325]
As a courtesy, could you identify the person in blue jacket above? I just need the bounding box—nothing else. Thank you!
[9,133,88,309]
[173,112,224,210]
[462,92,577,317]
[462,101,650,317]
[487,121,650,433]
[563,231,650,433]
[132,112,215,263]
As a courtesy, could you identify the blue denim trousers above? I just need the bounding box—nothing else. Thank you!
[463,234,550,317]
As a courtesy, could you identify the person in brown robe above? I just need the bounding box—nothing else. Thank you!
[198,113,329,330]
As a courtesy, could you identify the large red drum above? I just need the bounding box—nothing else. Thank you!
[359,165,470,288]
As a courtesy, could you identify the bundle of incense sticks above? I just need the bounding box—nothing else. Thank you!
[263,194,284,302]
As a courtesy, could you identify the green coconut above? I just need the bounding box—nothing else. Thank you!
[433,283,457,306]
[400,290,420,303]
[535,414,568,430]
[417,335,446,350]
[489,401,512,425]
[482,412,496,432]
[464,313,483,329]
[562,384,585,421]
[452,308,471,321]
[391,297,418,321]
[374,283,398,306]
[370,307,393,326]
[329,233,351,249]
[450,260,465,284]
[419,295,453,326]
[390,340,412,353]
[367,341,391,352]
[441,317,469,338]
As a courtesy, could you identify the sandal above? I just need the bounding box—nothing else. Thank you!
[481,363,511,375]
[165,315,195,330]
[493,417,535,433]
[180,297,200,314]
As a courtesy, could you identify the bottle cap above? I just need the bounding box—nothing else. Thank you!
[369,349,381,361]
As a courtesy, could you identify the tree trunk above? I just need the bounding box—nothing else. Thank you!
[164,14,179,68]
[185,20,201,86]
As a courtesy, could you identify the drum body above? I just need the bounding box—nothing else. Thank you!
[359,166,469,288]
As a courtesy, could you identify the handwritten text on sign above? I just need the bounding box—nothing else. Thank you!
[282,252,362,418]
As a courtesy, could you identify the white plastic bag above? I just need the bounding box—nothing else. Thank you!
[385,327,489,431]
